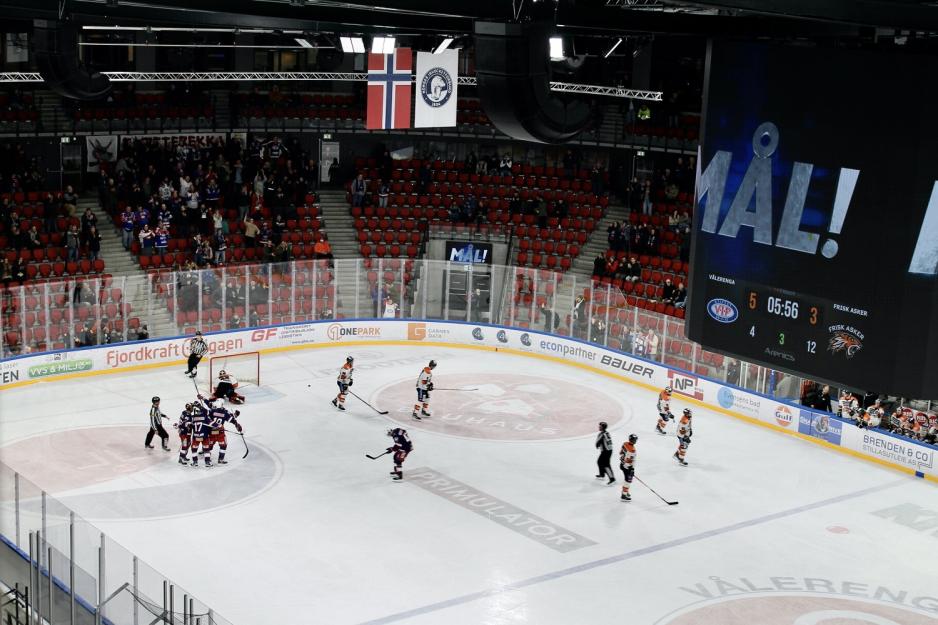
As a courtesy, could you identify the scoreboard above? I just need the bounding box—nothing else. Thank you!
[686,41,938,397]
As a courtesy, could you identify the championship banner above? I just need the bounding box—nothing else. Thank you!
[366,48,413,130]
[414,50,458,128]
[86,135,117,173]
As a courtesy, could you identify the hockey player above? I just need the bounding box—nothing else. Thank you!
[619,433,638,502]
[188,400,213,467]
[332,356,354,411]
[595,421,615,484]
[656,386,674,435]
[174,403,193,465]
[213,370,245,404]
[386,427,413,480]
[202,397,243,464]
[412,360,436,420]
[184,331,208,378]
[674,408,693,466]
[145,397,171,451]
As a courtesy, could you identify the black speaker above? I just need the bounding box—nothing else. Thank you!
[33,20,112,101]
[474,21,591,144]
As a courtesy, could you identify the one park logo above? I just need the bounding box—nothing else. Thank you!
[658,576,938,624]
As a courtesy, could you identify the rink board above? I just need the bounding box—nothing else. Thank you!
[0,319,935,482]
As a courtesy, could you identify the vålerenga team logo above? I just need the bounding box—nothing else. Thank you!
[420,67,453,108]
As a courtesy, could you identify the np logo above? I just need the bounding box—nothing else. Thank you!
[472,327,484,341]
[667,370,703,400]
[707,298,738,323]
[420,67,453,108]
[496,330,508,344]
[520,333,532,347]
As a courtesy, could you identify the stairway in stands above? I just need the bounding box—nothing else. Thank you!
[317,188,368,316]
[569,201,630,280]
[82,197,177,337]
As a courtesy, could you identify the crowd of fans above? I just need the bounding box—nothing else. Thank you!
[96,134,329,270]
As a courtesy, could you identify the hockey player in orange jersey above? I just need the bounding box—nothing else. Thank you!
[656,386,673,435]
[619,433,638,502]
[674,408,693,466]
[332,356,354,411]
[412,360,436,420]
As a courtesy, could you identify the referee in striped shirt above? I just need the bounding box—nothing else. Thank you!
[185,331,208,378]
[145,396,170,451]
[595,421,615,484]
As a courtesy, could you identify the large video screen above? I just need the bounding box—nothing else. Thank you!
[686,41,938,397]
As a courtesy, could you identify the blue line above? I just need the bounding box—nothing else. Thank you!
[356,479,903,625]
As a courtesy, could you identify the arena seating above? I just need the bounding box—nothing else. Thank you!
[70,91,215,129]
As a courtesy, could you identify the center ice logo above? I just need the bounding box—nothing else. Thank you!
[377,373,624,441]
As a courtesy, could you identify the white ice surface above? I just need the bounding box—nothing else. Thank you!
[1,345,937,625]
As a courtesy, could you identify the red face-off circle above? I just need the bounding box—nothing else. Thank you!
[659,596,938,624]
[378,373,625,441]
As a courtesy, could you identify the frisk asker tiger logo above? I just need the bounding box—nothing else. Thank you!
[827,327,863,359]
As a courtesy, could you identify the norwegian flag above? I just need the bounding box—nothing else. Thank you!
[366,48,413,130]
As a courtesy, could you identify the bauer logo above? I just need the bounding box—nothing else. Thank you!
[520,333,532,347]
[774,404,794,428]
[496,330,508,344]
[326,324,381,341]
[472,327,484,341]
[707,298,738,323]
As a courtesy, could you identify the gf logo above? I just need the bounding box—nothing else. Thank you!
[251,328,277,343]
[407,323,427,341]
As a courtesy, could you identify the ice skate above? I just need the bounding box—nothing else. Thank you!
[620,493,631,502]
[674,452,688,466]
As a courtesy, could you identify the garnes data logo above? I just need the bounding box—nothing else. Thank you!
[326,324,381,341]
[827,324,864,358]
[496,330,508,343]
[707,298,739,323]
[407,323,427,340]
[472,327,484,341]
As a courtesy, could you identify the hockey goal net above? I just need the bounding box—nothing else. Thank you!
[209,352,260,388]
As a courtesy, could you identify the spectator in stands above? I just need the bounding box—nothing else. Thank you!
[41,193,58,234]
[383,296,398,318]
[662,279,676,304]
[314,234,333,261]
[8,257,25,283]
[243,217,259,247]
[328,158,340,187]
[194,239,213,267]
[624,257,640,283]
[271,213,286,245]
[642,179,653,216]
[119,206,135,250]
[591,163,604,196]
[475,154,488,175]
[62,185,78,218]
[499,154,513,175]
[211,208,224,237]
[592,254,606,278]
[214,233,227,265]
[139,224,155,256]
[540,304,560,334]
[590,318,606,343]
[205,179,221,208]
[237,184,251,221]
[607,222,621,252]
[258,223,274,259]
[645,226,659,256]
[726,359,741,385]
[26,224,42,250]
[377,179,389,208]
[80,207,97,246]
[605,254,620,278]
[153,225,169,258]
[134,204,150,233]
[0,258,12,285]
[674,282,687,308]
[87,226,102,261]
[351,173,367,207]
[645,328,660,359]
[66,224,80,262]
[418,163,432,195]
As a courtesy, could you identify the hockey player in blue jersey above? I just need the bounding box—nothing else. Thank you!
[174,403,194,465]
[201,397,244,464]
[386,428,413,481]
[188,399,213,467]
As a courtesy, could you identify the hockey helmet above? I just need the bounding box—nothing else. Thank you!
[628,433,638,444]
[346,355,354,365]
[598,421,608,430]
[185,403,193,410]
[195,330,202,336]
[386,428,395,437]
[664,386,672,394]
[219,369,228,378]
[683,408,692,417]
[152,396,160,403]
[428,360,437,369]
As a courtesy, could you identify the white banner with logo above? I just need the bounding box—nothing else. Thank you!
[414,50,458,128]
[86,135,118,172]
[1,319,935,481]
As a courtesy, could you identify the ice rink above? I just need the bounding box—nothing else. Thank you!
[2,344,937,625]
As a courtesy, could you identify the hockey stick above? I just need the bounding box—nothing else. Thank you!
[432,388,478,391]
[348,390,389,415]
[365,450,392,460]
[224,428,249,459]
[634,476,678,505]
